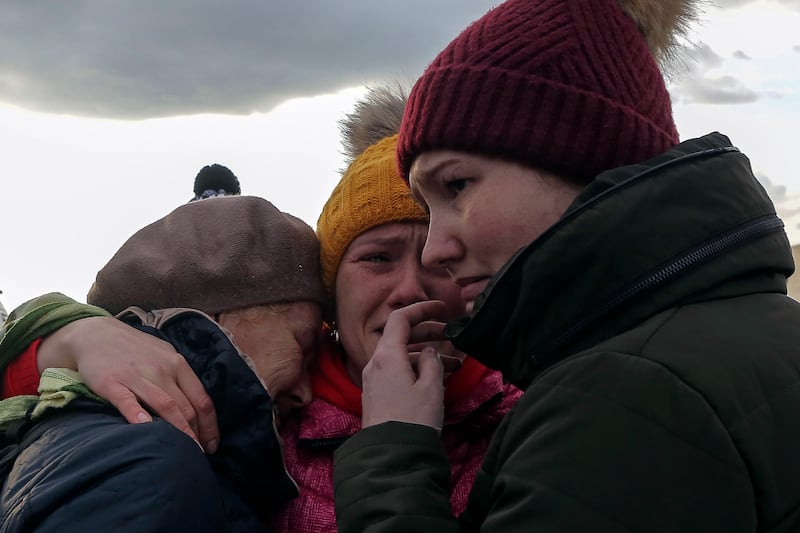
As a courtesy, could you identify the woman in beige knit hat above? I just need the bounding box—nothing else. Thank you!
[333,0,800,531]
[0,195,326,531]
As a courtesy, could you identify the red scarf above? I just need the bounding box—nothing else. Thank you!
[311,338,489,417]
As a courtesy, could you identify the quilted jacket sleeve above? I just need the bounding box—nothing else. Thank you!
[0,293,110,372]
[1,402,227,532]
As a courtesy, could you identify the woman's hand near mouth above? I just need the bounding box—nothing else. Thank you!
[361,300,449,430]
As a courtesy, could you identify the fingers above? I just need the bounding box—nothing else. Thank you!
[415,347,445,430]
[415,346,444,386]
[407,321,447,345]
[95,371,217,454]
[137,349,202,438]
[64,318,221,454]
[101,381,153,424]
[126,378,203,449]
[371,301,451,376]
[437,353,463,373]
[360,302,450,430]
[361,345,445,430]
[176,368,219,454]
[380,300,447,349]
[407,351,462,373]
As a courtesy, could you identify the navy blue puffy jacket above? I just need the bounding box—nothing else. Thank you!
[0,310,297,532]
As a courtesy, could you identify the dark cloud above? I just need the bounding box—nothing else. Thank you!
[732,50,751,60]
[0,1,495,119]
[669,42,759,104]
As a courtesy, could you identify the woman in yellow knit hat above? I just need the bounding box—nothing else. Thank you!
[271,85,520,532]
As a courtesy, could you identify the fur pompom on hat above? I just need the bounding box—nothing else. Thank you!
[398,0,698,184]
[88,196,325,315]
[317,86,427,293]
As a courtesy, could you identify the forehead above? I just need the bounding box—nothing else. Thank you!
[231,302,321,329]
[409,150,471,191]
[284,301,322,330]
[347,221,429,249]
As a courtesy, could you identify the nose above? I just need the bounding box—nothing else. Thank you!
[421,215,460,271]
[386,260,430,309]
[285,372,312,410]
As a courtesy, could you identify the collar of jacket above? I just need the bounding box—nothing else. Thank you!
[446,132,794,390]
[117,307,299,515]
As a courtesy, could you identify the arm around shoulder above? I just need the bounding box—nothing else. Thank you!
[0,292,110,371]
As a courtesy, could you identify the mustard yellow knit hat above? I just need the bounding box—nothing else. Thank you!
[317,86,427,293]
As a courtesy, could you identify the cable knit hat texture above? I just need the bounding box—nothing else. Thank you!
[88,195,325,315]
[398,0,697,184]
[317,87,427,292]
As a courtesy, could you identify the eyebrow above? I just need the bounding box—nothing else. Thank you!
[410,157,461,213]
[349,233,415,249]
[413,158,457,185]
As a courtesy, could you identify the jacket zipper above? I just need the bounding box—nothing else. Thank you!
[531,214,785,365]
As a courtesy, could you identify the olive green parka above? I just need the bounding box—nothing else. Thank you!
[333,133,800,532]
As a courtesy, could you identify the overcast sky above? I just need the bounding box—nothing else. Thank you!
[1,0,799,311]
[0,1,493,118]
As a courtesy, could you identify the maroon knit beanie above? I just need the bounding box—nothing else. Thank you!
[87,196,326,316]
[398,0,683,184]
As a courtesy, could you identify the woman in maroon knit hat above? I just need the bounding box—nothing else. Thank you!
[333,0,800,531]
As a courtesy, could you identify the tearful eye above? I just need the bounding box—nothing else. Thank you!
[444,178,469,193]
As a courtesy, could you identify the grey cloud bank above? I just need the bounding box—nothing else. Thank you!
[669,42,761,104]
[0,1,494,119]
[0,0,777,119]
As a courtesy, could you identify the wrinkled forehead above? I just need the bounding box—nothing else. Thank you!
[286,301,323,331]
[348,220,430,249]
[225,301,321,326]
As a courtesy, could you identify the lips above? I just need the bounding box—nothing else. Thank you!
[456,276,490,306]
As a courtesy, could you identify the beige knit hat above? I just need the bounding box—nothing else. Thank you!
[88,195,326,315]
